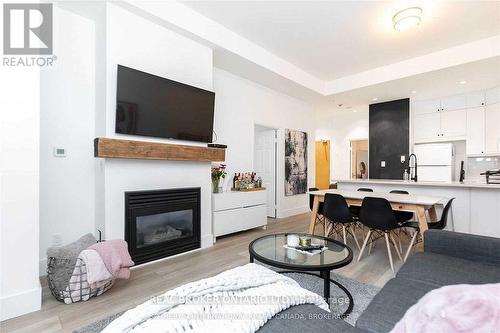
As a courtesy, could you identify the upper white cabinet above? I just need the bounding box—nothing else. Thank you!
[466,91,485,108]
[413,106,466,142]
[484,103,500,154]
[414,99,441,115]
[466,106,486,155]
[440,109,467,138]
[413,87,500,154]
[441,94,467,111]
[485,87,500,105]
[414,113,441,141]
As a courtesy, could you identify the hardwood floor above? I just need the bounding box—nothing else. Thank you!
[1,213,416,333]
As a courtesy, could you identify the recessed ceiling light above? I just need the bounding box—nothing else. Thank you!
[353,110,358,113]
[393,7,423,32]
[411,90,417,94]
[372,97,378,101]
[459,81,467,85]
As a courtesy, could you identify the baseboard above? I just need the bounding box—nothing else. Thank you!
[39,257,47,277]
[277,206,309,218]
[201,234,214,248]
[0,286,41,321]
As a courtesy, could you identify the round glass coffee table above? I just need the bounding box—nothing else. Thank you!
[249,233,353,316]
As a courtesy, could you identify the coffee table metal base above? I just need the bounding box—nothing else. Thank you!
[279,270,354,318]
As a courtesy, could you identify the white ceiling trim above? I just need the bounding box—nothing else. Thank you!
[123,0,325,94]
[122,1,499,98]
[324,35,500,95]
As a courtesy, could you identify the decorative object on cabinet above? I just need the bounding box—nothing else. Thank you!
[211,163,227,193]
[285,129,308,196]
[231,172,265,191]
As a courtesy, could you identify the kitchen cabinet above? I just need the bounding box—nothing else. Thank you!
[414,109,466,142]
[414,113,441,141]
[485,87,500,105]
[441,94,467,111]
[466,91,486,108]
[485,103,500,154]
[414,99,441,115]
[466,106,485,154]
[440,109,467,138]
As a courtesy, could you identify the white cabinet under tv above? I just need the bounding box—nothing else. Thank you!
[212,190,267,240]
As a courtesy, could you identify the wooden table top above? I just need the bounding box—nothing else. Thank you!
[308,189,447,207]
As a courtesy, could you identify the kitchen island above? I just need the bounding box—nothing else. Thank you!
[335,179,500,238]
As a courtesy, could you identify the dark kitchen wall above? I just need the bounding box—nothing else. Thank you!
[369,99,409,180]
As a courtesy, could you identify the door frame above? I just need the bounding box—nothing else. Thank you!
[254,124,278,218]
[349,138,369,180]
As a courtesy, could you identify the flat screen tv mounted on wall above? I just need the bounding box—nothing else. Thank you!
[115,65,215,143]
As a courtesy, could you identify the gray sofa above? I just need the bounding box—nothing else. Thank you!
[259,230,500,333]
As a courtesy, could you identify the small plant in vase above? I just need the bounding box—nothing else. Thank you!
[211,164,227,193]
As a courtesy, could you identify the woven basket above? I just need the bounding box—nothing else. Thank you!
[47,256,114,303]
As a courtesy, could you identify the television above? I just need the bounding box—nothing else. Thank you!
[115,65,215,143]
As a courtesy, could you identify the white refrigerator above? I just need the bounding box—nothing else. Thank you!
[413,143,455,182]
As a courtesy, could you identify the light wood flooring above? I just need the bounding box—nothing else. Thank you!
[1,213,416,333]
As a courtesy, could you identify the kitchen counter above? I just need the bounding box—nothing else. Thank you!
[334,179,500,238]
[334,179,500,189]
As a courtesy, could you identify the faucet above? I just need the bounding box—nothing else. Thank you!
[408,154,418,182]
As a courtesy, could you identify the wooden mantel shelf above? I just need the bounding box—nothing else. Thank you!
[94,138,225,162]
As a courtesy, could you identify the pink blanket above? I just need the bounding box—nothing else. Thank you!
[79,249,112,285]
[391,283,500,333]
[89,240,134,279]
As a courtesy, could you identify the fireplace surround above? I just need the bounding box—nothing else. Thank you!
[125,187,201,264]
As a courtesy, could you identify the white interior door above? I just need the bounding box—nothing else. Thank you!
[254,126,277,218]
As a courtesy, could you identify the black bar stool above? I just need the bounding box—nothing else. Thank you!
[403,198,455,262]
[358,197,403,273]
[323,193,360,250]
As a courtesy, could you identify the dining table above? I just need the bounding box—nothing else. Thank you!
[308,189,448,243]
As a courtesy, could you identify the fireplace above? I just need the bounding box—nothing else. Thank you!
[125,188,201,264]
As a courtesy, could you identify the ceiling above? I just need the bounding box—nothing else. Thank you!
[183,1,500,81]
[322,56,500,111]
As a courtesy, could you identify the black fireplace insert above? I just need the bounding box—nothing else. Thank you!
[125,187,201,264]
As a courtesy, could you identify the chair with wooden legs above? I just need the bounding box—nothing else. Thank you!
[389,190,415,252]
[323,193,361,250]
[402,198,455,262]
[308,187,326,235]
[349,188,373,238]
[357,197,404,273]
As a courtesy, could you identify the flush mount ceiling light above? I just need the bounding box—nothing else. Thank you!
[393,7,423,32]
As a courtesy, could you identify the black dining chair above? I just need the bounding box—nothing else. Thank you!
[358,197,403,273]
[390,190,415,252]
[309,187,325,235]
[349,188,374,218]
[402,198,455,262]
[323,193,360,250]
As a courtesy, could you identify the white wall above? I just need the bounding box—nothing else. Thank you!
[102,3,214,246]
[0,65,41,319]
[315,106,369,181]
[213,68,315,218]
[39,6,96,274]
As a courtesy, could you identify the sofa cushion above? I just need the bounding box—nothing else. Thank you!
[355,277,437,333]
[398,252,500,286]
[259,304,364,333]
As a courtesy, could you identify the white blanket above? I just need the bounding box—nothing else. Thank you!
[102,263,329,333]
